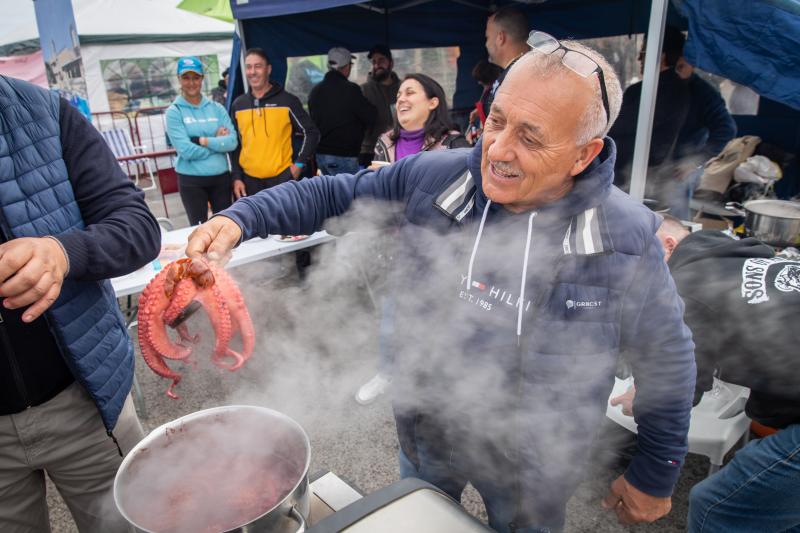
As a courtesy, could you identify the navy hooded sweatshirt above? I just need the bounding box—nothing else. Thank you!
[220,139,696,523]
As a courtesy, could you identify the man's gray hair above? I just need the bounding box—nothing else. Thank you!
[515,40,623,145]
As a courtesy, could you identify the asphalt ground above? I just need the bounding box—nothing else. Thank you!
[46,190,720,532]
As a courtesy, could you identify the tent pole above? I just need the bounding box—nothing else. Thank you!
[235,19,249,93]
[628,0,668,202]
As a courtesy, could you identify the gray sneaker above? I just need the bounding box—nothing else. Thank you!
[355,373,391,405]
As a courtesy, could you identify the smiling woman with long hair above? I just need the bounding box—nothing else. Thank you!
[357,73,469,406]
[372,73,469,164]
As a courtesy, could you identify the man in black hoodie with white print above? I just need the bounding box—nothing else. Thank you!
[614,215,800,532]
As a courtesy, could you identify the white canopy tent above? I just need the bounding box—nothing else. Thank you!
[0,0,234,112]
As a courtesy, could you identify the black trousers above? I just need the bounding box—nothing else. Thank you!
[178,171,232,226]
[241,167,293,197]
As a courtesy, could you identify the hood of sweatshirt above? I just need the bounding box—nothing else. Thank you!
[462,137,618,341]
[250,82,284,105]
[669,231,774,271]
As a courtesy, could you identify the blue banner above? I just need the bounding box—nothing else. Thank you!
[33,0,91,117]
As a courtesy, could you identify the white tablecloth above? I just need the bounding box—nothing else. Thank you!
[111,227,334,297]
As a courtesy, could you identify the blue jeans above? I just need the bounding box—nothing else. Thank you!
[688,423,800,532]
[399,447,553,533]
[316,154,359,176]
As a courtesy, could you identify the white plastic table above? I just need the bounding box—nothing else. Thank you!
[111,227,334,297]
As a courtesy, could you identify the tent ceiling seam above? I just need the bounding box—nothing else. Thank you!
[449,0,491,10]
[355,3,386,13]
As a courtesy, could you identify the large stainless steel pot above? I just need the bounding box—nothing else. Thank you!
[726,199,800,247]
[114,405,310,533]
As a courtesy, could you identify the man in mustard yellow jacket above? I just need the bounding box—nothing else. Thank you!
[230,48,320,198]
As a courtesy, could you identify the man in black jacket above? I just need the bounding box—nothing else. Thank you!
[309,47,376,175]
[609,27,690,197]
[359,45,401,167]
[614,215,800,532]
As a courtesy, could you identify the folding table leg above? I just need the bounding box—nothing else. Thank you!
[124,307,148,419]
[131,373,148,420]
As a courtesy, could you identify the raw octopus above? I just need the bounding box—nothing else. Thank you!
[137,258,255,398]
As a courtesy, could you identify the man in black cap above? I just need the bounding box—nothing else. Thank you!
[359,44,401,167]
[309,47,376,175]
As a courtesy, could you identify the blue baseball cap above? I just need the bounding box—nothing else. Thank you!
[177,56,204,76]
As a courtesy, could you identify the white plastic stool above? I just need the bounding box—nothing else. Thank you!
[605,376,751,475]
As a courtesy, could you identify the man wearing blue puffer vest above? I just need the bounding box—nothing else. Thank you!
[166,56,238,226]
[187,37,696,533]
[0,75,160,531]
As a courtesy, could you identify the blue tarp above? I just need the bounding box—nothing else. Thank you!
[232,0,675,109]
[230,0,799,112]
[681,0,800,111]
[227,0,799,196]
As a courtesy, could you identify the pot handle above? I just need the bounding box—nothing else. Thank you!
[289,506,307,533]
[724,202,746,216]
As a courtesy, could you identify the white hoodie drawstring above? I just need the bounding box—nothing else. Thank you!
[466,199,492,291]
[466,201,537,342]
[517,212,537,340]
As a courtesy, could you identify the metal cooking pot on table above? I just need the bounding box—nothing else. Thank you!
[725,199,800,247]
[114,405,310,533]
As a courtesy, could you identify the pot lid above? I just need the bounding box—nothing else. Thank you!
[744,199,800,219]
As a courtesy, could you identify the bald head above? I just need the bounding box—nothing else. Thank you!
[507,42,623,144]
[656,214,690,262]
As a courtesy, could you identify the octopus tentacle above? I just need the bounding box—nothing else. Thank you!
[175,323,200,345]
[194,283,234,369]
[137,258,255,398]
[214,265,256,367]
[138,333,182,399]
[138,269,192,361]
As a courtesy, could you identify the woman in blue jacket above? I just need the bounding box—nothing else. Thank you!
[166,57,238,225]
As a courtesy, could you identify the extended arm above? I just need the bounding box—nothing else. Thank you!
[186,153,425,259]
[621,235,696,497]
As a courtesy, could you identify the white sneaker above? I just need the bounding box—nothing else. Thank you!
[355,373,391,405]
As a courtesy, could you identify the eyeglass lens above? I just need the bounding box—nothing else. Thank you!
[561,51,598,78]
[527,30,610,125]
[528,31,560,54]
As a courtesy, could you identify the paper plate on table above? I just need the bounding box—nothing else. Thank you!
[273,235,309,242]
[158,244,185,262]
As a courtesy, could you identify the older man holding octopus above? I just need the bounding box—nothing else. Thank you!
[187,34,695,532]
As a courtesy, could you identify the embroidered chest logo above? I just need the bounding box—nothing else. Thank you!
[566,299,603,310]
[457,274,533,313]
